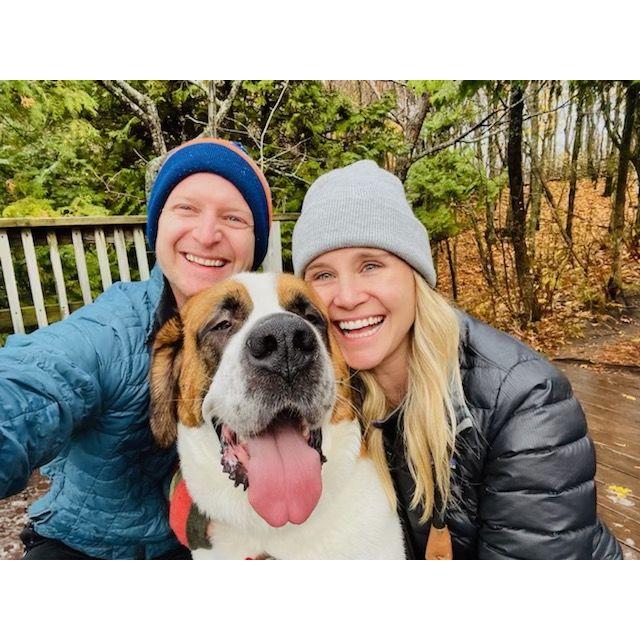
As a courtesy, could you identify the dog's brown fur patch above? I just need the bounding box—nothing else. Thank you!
[149,280,253,444]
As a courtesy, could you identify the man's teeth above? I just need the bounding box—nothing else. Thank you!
[185,253,226,267]
[338,316,384,332]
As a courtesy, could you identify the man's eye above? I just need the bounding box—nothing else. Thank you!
[223,215,251,228]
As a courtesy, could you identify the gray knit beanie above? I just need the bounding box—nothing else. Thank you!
[292,160,436,286]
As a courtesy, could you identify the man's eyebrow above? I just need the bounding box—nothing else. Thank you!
[167,195,199,204]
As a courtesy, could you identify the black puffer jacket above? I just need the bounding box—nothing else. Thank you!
[378,312,622,560]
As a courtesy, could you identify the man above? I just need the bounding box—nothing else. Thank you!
[0,138,272,559]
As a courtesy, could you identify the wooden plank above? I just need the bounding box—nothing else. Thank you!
[574,393,640,425]
[597,503,640,553]
[94,228,113,291]
[113,227,131,282]
[0,301,84,333]
[132,228,150,281]
[561,363,640,390]
[0,213,297,230]
[0,231,25,333]
[595,463,640,524]
[20,230,48,328]
[263,220,283,273]
[587,417,640,447]
[71,229,93,305]
[593,442,640,480]
[0,216,147,229]
[620,542,640,560]
[46,232,70,320]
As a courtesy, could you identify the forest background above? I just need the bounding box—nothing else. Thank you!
[1,79,639,359]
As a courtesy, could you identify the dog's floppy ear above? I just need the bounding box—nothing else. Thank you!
[149,315,184,448]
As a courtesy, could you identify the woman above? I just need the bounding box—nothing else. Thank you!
[0,138,271,559]
[291,159,621,560]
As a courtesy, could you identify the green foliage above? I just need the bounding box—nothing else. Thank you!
[57,196,111,217]
[406,149,485,242]
[2,196,58,218]
[229,81,405,214]
[0,80,147,218]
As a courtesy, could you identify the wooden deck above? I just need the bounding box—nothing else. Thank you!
[556,362,640,560]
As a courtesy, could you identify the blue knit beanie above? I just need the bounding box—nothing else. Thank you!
[146,138,272,271]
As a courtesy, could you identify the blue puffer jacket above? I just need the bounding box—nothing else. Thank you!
[0,266,180,559]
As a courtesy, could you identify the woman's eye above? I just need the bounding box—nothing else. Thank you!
[312,272,332,281]
[362,262,381,272]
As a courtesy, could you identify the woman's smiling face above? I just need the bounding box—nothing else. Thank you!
[304,247,416,379]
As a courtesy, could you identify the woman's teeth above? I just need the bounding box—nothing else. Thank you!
[185,253,226,267]
[337,316,384,337]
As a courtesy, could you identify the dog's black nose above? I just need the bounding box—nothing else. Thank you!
[245,313,317,381]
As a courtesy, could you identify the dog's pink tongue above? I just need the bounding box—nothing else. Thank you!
[246,425,322,528]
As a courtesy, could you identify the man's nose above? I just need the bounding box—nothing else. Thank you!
[192,212,223,245]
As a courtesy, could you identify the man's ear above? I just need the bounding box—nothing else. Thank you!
[149,315,184,448]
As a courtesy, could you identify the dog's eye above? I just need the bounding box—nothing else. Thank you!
[213,320,232,331]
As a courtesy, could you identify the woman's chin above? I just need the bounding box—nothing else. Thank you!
[341,349,384,372]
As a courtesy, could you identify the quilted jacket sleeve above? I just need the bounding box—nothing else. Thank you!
[0,311,112,499]
[477,357,620,559]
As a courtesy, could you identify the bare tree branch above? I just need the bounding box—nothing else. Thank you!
[101,80,167,156]
[260,81,290,171]
[216,80,242,128]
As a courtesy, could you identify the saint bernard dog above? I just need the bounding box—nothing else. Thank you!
[150,272,405,559]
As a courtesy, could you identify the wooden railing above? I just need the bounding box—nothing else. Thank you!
[0,214,296,336]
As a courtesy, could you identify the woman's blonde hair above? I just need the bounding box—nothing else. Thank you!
[359,271,463,524]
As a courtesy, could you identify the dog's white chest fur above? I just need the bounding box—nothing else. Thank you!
[178,418,406,559]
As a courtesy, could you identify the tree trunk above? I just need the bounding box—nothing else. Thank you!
[563,88,573,178]
[585,99,598,186]
[445,238,458,300]
[528,81,542,249]
[607,81,639,301]
[507,83,541,323]
[635,173,640,245]
[395,90,431,182]
[566,88,586,240]
[550,82,563,176]
[603,84,623,197]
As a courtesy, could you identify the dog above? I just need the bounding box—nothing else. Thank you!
[149,272,405,559]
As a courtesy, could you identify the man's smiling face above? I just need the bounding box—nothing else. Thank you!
[155,172,255,308]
